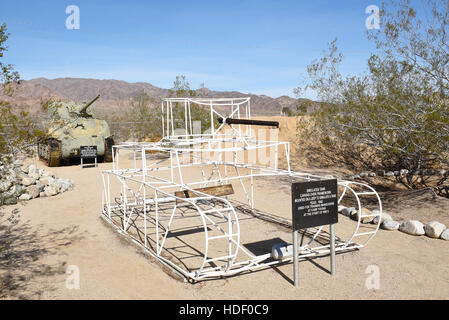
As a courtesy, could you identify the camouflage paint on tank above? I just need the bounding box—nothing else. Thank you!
[43,94,112,158]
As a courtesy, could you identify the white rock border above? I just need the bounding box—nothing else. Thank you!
[338,205,448,241]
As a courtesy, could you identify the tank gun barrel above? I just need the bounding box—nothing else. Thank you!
[80,94,100,115]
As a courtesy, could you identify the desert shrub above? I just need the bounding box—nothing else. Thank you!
[296,0,449,175]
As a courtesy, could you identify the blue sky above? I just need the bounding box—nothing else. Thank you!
[1,0,384,98]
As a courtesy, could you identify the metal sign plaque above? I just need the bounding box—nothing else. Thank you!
[292,179,338,230]
[80,146,97,158]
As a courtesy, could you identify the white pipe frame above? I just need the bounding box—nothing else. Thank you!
[101,97,383,281]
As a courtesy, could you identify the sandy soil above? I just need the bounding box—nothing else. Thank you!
[1,117,448,300]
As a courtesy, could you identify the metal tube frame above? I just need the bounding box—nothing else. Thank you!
[101,97,383,282]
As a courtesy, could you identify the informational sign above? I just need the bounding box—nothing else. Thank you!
[80,146,98,168]
[291,179,339,286]
[291,179,338,230]
[80,146,97,158]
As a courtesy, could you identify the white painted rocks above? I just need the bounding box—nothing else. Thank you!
[424,221,447,239]
[440,229,449,240]
[341,207,356,217]
[1,159,74,204]
[399,220,425,236]
[372,211,393,224]
[381,220,400,231]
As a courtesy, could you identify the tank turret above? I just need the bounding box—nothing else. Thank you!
[38,94,115,167]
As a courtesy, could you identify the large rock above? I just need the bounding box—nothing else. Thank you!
[372,211,393,224]
[440,229,449,240]
[26,185,40,199]
[19,193,32,201]
[21,176,36,186]
[58,178,74,192]
[424,221,447,239]
[39,176,55,186]
[381,220,400,231]
[399,220,425,236]
[44,185,58,197]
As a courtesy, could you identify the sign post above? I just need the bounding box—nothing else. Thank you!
[80,146,98,168]
[291,179,338,287]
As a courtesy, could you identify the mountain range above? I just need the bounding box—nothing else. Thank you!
[2,77,310,115]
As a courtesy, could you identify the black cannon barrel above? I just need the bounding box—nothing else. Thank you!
[218,117,279,128]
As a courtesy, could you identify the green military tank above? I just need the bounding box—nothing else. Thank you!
[38,94,115,167]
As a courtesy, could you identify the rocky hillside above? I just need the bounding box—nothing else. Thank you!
[1,78,313,115]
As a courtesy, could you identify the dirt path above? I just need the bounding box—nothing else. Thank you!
[1,151,448,299]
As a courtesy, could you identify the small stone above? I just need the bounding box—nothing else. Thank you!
[424,221,447,239]
[13,159,23,167]
[382,220,400,231]
[359,172,369,178]
[385,171,394,177]
[35,183,45,193]
[393,171,400,176]
[372,211,393,224]
[0,180,13,192]
[29,172,40,180]
[41,171,55,178]
[400,169,409,176]
[19,193,32,201]
[27,164,37,175]
[338,205,347,213]
[39,191,46,198]
[440,229,449,240]
[399,220,425,236]
[341,207,356,217]
[353,175,361,179]
[21,164,29,173]
[368,172,376,177]
[3,196,18,205]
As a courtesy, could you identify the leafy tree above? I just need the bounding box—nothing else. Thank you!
[295,0,449,182]
[127,92,162,141]
[0,23,44,248]
[0,23,45,165]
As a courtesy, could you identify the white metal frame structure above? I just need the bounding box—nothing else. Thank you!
[101,97,382,282]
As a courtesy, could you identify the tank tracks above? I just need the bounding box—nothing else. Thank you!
[38,139,62,167]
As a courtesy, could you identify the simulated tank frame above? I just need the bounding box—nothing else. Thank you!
[101,97,382,282]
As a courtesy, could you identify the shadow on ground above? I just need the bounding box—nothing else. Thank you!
[0,221,85,299]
